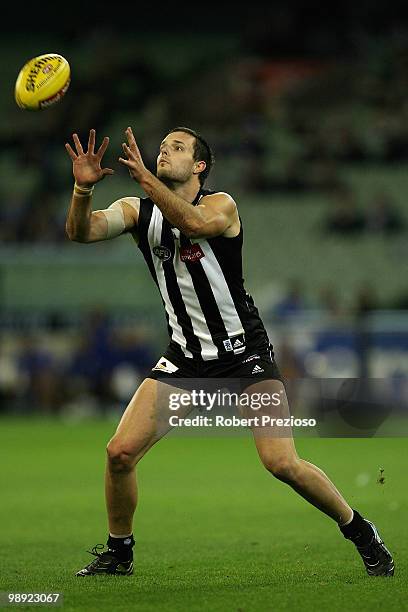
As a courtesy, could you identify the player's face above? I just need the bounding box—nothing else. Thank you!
[156,132,199,183]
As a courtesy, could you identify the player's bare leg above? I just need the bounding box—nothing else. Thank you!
[105,378,161,536]
[241,379,394,576]
[243,379,352,523]
[76,378,191,576]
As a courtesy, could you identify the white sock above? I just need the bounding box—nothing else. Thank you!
[109,532,133,539]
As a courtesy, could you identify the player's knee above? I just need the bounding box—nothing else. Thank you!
[106,440,137,473]
[263,455,300,483]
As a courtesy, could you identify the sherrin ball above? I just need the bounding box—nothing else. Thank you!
[15,53,70,110]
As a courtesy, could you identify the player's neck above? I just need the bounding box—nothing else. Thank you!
[168,179,201,204]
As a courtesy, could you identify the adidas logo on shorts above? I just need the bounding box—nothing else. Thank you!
[251,364,264,374]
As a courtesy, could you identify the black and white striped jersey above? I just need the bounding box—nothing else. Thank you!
[137,188,270,361]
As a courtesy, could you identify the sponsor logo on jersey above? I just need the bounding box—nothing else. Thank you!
[152,357,179,373]
[153,245,172,261]
[179,244,204,263]
[251,364,265,374]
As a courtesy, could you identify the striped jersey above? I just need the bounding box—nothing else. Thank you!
[136,188,270,361]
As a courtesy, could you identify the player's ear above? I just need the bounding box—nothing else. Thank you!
[193,161,206,175]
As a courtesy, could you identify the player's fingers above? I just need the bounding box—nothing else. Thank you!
[72,133,84,155]
[125,126,136,142]
[96,136,110,159]
[122,142,135,158]
[65,143,78,161]
[118,157,131,166]
[88,129,96,154]
[102,167,115,176]
[126,127,139,153]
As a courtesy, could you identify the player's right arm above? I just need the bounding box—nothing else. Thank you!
[65,129,139,243]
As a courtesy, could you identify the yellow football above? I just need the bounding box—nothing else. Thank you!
[15,53,70,111]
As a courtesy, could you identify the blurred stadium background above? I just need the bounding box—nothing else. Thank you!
[0,3,408,417]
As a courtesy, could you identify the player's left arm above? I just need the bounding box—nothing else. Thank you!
[139,179,237,239]
[181,191,237,238]
[143,177,236,238]
[118,127,238,238]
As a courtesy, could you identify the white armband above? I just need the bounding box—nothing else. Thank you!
[98,201,126,239]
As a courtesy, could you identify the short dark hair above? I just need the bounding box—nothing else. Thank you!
[168,126,215,186]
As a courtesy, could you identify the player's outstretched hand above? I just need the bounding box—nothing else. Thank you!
[118,127,149,183]
[65,129,114,188]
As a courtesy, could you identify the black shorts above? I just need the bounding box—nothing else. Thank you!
[147,342,283,393]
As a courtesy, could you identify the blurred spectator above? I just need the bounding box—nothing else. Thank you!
[324,187,365,235]
[110,326,156,404]
[18,335,63,413]
[112,326,155,378]
[68,309,118,409]
[316,285,345,320]
[0,349,21,414]
[354,283,379,317]
[332,126,366,163]
[273,280,308,320]
[276,338,305,379]
[392,290,408,310]
[15,190,63,244]
[0,192,29,243]
[364,190,405,234]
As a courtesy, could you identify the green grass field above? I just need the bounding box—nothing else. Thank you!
[1,417,406,611]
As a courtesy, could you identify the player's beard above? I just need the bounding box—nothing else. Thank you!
[157,163,193,188]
